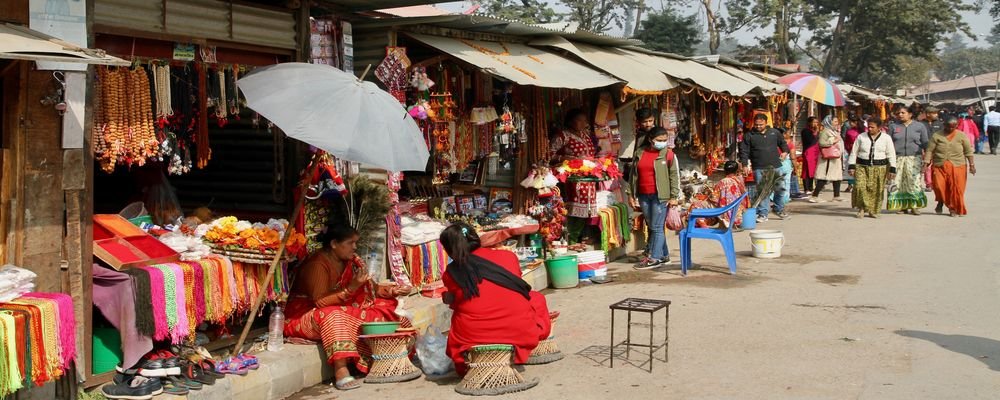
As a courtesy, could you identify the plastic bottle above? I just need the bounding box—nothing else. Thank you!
[267,304,284,352]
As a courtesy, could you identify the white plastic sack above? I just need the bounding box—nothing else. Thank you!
[415,310,453,376]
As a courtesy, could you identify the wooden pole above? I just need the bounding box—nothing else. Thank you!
[232,153,321,354]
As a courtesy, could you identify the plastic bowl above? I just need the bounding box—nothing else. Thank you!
[361,321,401,335]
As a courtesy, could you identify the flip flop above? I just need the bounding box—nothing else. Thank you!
[183,361,216,386]
[334,376,361,391]
[160,378,190,396]
[217,358,248,376]
[200,360,226,379]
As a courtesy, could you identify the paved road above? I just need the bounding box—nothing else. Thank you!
[291,155,1000,400]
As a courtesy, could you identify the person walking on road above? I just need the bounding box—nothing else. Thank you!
[629,127,681,269]
[848,118,896,219]
[739,114,791,223]
[887,105,929,215]
[799,117,821,196]
[925,117,976,217]
[982,105,1000,155]
[809,115,846,203]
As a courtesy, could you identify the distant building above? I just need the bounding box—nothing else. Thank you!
[910,71,1000,102]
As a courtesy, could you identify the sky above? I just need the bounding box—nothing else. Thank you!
[435,1,997,48]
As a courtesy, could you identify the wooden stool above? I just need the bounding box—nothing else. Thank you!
[527,311,564,365]
[360,332,422,383]
[456,344,539,396]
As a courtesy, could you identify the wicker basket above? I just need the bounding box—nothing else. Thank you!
[527,312,564,365]
[456,344,538,396]
[361,333,422,384]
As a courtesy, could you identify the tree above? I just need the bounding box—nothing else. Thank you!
[805,0,976,87]
[634,9,702,55]
[725,0,814,63]
[937,46,1000,81]
[478,0,561,24]
[561,0,643,33]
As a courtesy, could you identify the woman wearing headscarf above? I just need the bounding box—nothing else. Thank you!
[848,118,896,218]
[924,117,976,216]
[439,223,552,376]
[808,115,845,202]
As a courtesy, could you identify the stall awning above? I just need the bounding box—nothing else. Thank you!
[529,36,677,93]
[838,84,885,101]
[0,23,129,66]
[406,33,621,89]
[618,49,756,96]
[717,65,786,94]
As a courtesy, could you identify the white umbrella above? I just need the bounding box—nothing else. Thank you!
[237,62,429,171]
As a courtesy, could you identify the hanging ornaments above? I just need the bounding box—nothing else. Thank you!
[375,47,411,103]
[94,66,160,173]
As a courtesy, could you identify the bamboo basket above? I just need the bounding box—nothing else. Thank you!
[456,344,539,396]
[361,333,422,384]
[527,312,564,365]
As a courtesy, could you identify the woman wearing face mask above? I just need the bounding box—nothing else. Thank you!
[628,127,681,269]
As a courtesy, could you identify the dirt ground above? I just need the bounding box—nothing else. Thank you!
[290,155,1000,400]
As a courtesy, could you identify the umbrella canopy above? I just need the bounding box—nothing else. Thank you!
[237,62,429,172]
[776,73,846,107]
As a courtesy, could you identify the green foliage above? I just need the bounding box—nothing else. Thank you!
[634,9,702,55]
[480,0,561,24]
[937,46,1000,81]
[561,0,643,33]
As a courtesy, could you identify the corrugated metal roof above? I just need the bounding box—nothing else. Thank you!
[529,36,676,92]
[405,32,621,89]
[317,0,453,11]
[716,65,786,94]
[0,22,129,66]
[355,14,641,47]
[620,48,756,96]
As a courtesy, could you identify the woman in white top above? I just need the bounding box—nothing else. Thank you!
[848,118,897,218]
[810,115,846,202]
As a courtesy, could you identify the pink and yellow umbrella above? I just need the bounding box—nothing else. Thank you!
[775,73,846,107]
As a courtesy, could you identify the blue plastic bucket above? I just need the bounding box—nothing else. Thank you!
[741,208,757,230]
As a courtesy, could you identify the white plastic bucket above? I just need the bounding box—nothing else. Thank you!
[749,230,784,259]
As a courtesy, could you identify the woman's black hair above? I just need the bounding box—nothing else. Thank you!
[724,161,740,174]
[317,223,359,248]
[635,108,655,121]
[649,127,669,139]
[439,222,483,297]
[563,108,587,128]
[806,116,819,125]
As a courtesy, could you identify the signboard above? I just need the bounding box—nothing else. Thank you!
[341,21,353,73]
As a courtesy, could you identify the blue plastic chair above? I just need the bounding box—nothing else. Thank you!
[679,192,748,276]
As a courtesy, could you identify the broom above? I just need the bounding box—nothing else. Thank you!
[749,168,783,209]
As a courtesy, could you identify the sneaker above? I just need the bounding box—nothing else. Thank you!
[808,197,825,203]
[775,211,790,220]
[103,375,163,400]
[832,197,845,202]
[633,258,664,270]
[756,215,768,224]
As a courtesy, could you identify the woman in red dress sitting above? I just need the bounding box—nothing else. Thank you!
[439,223,552,376]
[283,224,409,391]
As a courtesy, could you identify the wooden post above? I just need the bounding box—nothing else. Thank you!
[232,154,320,354]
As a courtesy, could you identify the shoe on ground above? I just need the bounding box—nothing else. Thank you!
[935,204,944,214]
[775,211,790,220]
[808,197,825,203]
[756,215,768,224]
[633,258,665,270]
[856,210,864,219]
[832,197,845,202]
[103,375,163,400]
[911,208,922,216]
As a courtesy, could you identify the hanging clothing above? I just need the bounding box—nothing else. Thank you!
[443,248,550,376]
[284,252,406,373]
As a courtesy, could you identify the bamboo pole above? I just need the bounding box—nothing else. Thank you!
[232,153,321,354]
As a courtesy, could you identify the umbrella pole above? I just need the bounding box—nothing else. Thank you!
[232,153,321,355]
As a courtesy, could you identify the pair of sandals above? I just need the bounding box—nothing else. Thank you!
[216,353,260,376]
[335,376,361,391]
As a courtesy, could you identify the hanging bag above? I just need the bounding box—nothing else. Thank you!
[665,206,683,232]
